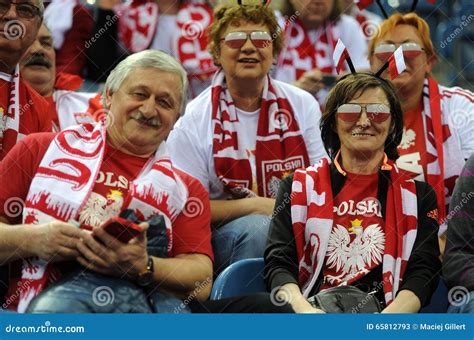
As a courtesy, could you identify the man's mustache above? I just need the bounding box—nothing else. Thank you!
[23,54,52,68]
[130,111,161,128]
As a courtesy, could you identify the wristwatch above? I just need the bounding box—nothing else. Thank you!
[136,257,154,287]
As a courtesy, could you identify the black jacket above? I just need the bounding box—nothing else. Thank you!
[264,163,441,308]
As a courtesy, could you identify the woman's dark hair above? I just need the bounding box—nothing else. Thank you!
[320,73,403,161]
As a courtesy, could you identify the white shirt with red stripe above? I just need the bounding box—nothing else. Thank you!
[51,90,101,131]
[167,80,328,199]
[438,84,474,159]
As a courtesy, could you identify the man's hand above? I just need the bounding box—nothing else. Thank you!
[76,222,149,279]
[293,68,329,94]
[30,221,86,262]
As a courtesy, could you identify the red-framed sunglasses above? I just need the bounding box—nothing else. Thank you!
[374,42,425,61]
[220,31,272,49]
[337,103,391,123]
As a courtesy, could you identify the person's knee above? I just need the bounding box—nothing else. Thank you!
[235,292,294,313]
[27,288,91,313]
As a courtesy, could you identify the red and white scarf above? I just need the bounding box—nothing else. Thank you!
[211,70,309,198]
[0,65,20,156]
[420,77,465,225]
[291,157,418,305]
[51,72,100,131]
[15,123,188,312]
[117,0,215,78]
[276,19,339,81]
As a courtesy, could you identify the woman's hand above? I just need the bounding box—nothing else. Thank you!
[76,222,149,279]
[276,283,326,314]
[293,69,330,94]
[381,290,421,313]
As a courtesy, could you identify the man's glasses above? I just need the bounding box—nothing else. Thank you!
[337,103,391,123]
[374,42,425,61]
[220,31,272,49]
[0,1,42,19]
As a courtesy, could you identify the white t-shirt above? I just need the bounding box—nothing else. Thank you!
[167,79,329,199]
[150,14,177,55]
[437,84,474,160]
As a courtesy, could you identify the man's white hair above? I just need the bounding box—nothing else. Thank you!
[103,50,189,114]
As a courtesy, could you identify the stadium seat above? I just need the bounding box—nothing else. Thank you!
[211,258,266,300]
[210,258,450,312]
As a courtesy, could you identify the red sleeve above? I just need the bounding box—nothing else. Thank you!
[0,133,56,224]
[171,169,214,262]
[56,5,94,75]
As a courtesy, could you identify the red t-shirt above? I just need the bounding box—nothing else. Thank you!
[396,104,427,181]
[0,74,55,160]
[0,133,214,307]
[322,172,385,289]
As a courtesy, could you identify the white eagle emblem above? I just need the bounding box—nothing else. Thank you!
[399,127,416,150]
[79,190,124,228]
[325,221,385,285]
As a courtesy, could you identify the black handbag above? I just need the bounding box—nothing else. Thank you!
[307,285,382,313]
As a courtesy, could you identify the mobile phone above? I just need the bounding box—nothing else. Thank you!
[321,75,336,87]
[100,216,142,243]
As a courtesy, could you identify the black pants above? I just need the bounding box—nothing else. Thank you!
[189,292,294,313]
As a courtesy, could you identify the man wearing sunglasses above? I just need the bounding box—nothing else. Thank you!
[369,13,474,256]
[0,0,55,160]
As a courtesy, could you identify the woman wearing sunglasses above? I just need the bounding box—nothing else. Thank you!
[265,73,441,313]
[369,13,474,255]
[168,2,327,274]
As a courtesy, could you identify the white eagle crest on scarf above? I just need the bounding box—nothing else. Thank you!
[325,219,385,284]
